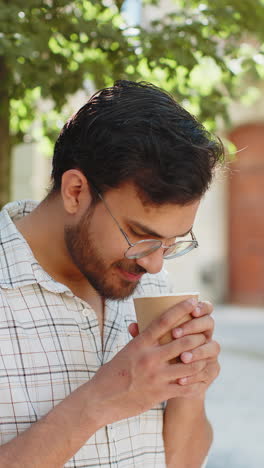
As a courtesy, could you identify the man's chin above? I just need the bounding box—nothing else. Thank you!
[102,278,140,301]
[83,272,140,301]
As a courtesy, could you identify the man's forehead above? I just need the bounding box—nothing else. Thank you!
[124,218,193,240]
[107,181,199,206]
[104,183,199,239]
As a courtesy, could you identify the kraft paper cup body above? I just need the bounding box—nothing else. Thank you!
[133,292,199,346]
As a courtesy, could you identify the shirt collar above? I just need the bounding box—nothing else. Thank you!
[0,200,71,295]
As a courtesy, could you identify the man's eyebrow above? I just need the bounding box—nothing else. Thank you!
[126,219,192,239]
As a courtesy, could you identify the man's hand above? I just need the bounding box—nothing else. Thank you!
[129,300,220,399]
[170,301,220,396]
[160,301,220,467]
[90,299,213,425]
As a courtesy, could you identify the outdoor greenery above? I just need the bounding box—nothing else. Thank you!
[0,0,264,206]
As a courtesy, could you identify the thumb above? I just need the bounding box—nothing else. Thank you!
[128,322,139,338]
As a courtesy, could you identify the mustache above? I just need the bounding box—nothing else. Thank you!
[115,261,146,275]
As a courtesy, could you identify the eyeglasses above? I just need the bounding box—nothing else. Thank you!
[96,191,199,260]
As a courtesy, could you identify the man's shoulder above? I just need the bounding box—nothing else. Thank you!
[0,235,15,288]
[0,200,39,289]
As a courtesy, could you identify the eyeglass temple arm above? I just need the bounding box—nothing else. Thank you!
[94,186,198,250]
[191,229,199,246]
[96,192,134,248]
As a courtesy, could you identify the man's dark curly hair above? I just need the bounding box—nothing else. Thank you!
[50,80,224,205]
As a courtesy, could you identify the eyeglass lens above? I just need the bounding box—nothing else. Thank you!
[125,240,196,260]
[163,241,196,258]
[125,240,161,259]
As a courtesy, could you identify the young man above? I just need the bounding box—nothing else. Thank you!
[0,80,223,467]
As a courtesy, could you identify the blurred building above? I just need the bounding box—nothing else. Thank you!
[227,95,264,306]
[10,0,264,307]
[167,109,264,307]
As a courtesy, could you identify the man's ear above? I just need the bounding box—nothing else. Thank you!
[61,169,92,214]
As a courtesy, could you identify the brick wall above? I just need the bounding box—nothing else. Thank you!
[228,123,264,305]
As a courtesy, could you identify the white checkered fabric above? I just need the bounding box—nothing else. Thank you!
[0,200,175,467]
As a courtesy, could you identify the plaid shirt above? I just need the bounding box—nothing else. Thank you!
[0,200,173,468]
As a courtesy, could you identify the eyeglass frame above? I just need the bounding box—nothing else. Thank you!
[94,189,198,260]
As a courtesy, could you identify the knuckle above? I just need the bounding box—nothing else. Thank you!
[215,341,221,355]
[157,312,171,330]
[148,371,157,384]
[174,300,196,319]
[139,353,153,370]
[183,299,199,316]
[208,316,215,329]
[203,366,210,379]
[198,360,207,372]
[200,334,207,345]
[185,319,199,333]
[195,334,206,347]
[182,335,193,348]
[202,300,213,314]
[209,360,220,380]
[181,299,194,313]
[181,333,205,351]
[189,360,202,373]
[141,324,155,343]
[210,340,221,356]
[193,348,202,361]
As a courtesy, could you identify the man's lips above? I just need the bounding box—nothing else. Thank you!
[117,267,144,282]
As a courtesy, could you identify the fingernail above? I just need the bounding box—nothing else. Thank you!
[187,298,197,305]
[172,328,183,338]
[179,377,188,385]
[193,306,201,316]
[181,352,193,362]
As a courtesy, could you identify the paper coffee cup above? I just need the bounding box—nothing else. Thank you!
[133,292,199,346]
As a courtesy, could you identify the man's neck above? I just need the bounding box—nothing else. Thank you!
[14,198,103,311]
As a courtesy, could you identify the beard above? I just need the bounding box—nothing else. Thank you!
[64,207,146,300]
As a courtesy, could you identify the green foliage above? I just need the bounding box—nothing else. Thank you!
[0,0,264,153]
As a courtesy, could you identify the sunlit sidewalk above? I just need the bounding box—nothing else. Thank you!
[206,305,264,468]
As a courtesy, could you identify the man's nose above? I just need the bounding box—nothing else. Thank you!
[136,247,164,274]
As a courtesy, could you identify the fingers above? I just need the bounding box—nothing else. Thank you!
[191,300,213,318]
[172,313,215,341]
[177,360,221,386]
[128,323,139,338]
[166,359,207,382]
[159,333,206,362]
[141,297,198,344]
[180,340,220,364]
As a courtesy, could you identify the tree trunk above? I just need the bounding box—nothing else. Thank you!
[0,57,11,209]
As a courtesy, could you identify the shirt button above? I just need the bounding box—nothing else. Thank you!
[82,308,90,317]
